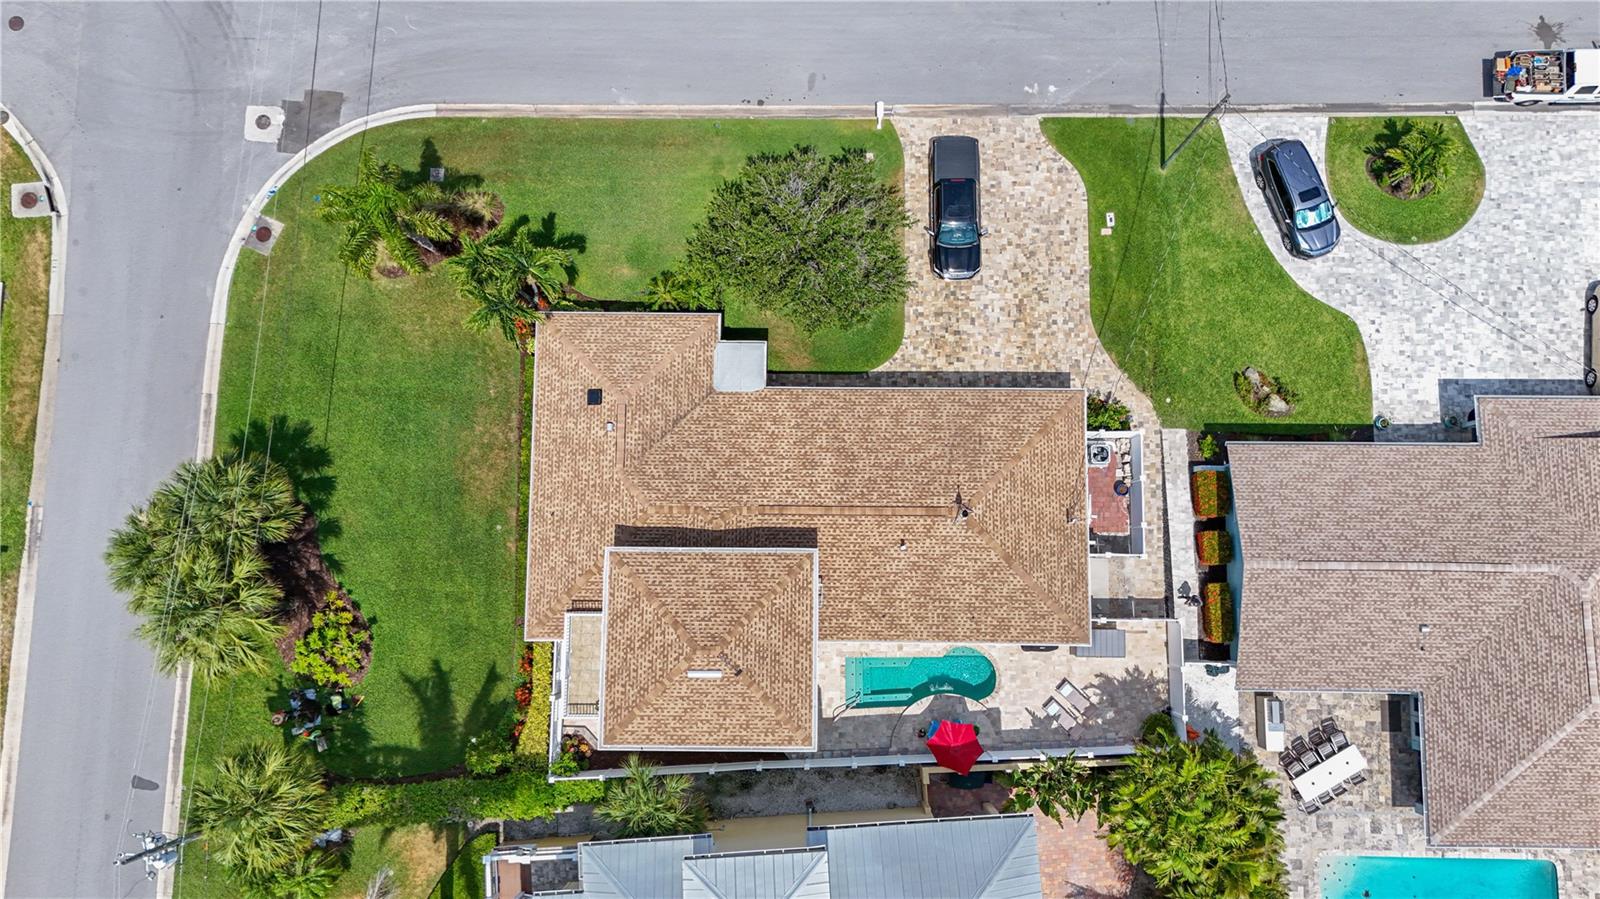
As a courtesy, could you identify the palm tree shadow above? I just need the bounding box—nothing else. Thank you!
[327,660,514,780]
[404,137,485,193]
[496,212,588,286]
[226,415,343,571]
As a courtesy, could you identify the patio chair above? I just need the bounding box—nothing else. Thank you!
[1286,758,1308,779]
[1041,696,1081,726]
[1331,784,1348,798]
[1297,798,1321,814]
[1317,791,1335,806]
[1278,748,1299,769]
[1316,741,1339,762]
[1318,716,1339,735]
[1054,678,1095,718]
[1345,772,1367,788]
[1290,736,1314,758]
[1307,727,1329,746]
[1329,729,1351,752]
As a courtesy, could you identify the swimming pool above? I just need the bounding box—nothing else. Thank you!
[1321,855,1558,899]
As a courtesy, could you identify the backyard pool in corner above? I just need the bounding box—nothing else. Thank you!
[1321,856,1558,899]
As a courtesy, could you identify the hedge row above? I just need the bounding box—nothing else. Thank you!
[516,643,554,757]
[1201,582,1234,643]
[330,770,603,828]
[1191,470,1230,519]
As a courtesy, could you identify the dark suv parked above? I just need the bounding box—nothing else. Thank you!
[1253,139,1340,258]
[927,136,986,280]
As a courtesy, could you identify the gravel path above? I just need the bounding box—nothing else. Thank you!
[698,766,923,818]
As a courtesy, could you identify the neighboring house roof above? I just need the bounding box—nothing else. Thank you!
[525,815,1040,898]
[681,847,831,899]
[806,814,1042,899]
[579,834,715,899]
[1229,396,1600,848]
[601,548,818,750]
[526,312,1090,648]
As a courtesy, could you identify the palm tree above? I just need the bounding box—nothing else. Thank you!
[363,867,397,899]
[105,456,303,679]
[640,269,717,311]
[1098,716,1287,899]
[447,222,576,348]
[1003,752,1097,823]
[317,147,455,276]
[595,755,708,838]
[189,743,332,885]
[1382,122,1457,198]
[240,847,344,899]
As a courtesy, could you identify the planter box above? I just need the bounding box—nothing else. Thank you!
[1191,469,1231,519]
[1201,581,1234,643]
[1196,529,1233,567]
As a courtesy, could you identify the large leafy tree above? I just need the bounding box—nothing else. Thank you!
[1381,121,1457,198]
[685,145,911,332]
[595,755,708,838]
[317,147,454,276]
[447,222,577,347]
[1004,752,1098,823]
[189,743,332,886]
[1100,716,1288,899]
[105,457,303,679]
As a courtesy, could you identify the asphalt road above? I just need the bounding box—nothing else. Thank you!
[0,2,1593,896]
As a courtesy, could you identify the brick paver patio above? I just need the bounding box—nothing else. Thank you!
[1219,111,1600,435]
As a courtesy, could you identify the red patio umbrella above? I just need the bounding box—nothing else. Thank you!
[925,719,985,775]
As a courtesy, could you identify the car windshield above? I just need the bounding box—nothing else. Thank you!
[1295,201,1334,229]
[938,220,980,247]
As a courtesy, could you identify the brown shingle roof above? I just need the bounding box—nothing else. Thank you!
[601,549,817,749]
[1230,396,1600,848]
[526,312,1090,646]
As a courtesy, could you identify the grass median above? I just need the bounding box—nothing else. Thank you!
[1325,116,1484,244]
[0,133,51,737]
[1041,117,1372,431]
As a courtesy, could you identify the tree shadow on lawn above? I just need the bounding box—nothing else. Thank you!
[405,138,485,194]
[317,659,515,779]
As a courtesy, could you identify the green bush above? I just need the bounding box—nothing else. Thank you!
[1190,470,1231,519]
[291,592,368,688]
[1197,433,1220,461]
[329,770,603,828]
[515,643,554,758]
[1200,582,1233,643]
[1087,392,1132,431]
[685,144,912,332]
[1195,529,1233,567]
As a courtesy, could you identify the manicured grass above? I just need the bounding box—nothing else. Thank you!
[0,133,50,735]
[1041,118,1372,430]
[425,830,496,899]
[1325,116,1485,244]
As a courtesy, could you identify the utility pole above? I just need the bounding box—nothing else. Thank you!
[114,831,198,880]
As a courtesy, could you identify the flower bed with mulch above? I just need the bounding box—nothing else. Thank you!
[262,512,373,685]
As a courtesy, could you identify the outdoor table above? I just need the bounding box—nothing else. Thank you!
[1289,745,1367,799]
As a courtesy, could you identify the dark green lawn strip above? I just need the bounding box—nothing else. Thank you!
[1041,117,1371,431]
[1325,116,1484,244]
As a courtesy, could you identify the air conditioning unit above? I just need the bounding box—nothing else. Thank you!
[1087,441,1113,467]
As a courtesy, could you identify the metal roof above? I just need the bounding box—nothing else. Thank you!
[580,834,715,899]
[682,846,831,899]
[806,814,1041,899]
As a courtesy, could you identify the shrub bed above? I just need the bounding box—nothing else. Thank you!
[515,643,554,758]
[1087,392,1133,431]
[1200,581,1234,643]
[1190,470,1230,519]
[1195,529,1233,567]
[330,771,603,828]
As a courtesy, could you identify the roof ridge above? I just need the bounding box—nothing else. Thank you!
[618,324,719,472]
[700,556,814,730]
[970,402,1076,503]
[604,558,700,737]
[966,814,1031,897]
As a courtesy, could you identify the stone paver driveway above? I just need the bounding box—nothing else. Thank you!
[1220,111,1600,434]
[882,115,1167,602]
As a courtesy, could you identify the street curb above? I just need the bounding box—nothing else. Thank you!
[0,103,69,896]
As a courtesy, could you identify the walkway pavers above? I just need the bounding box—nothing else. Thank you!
[1219,111,1600,436]
[884,115,1169,603]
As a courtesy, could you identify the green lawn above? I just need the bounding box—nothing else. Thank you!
[0,133,50,736]
[1041,117,1372,430]
[1325,116,1484,244]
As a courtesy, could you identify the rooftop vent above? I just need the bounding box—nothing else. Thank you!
[686,668,724,680]
[713,341,768,393]
[586,388,603,406]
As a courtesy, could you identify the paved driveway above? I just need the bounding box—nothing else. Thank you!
[883,116,1167,604]
[1220,112,1600,434]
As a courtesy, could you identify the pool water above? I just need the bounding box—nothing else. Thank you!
[1321,856,1558,899]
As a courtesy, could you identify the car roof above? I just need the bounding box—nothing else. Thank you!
[1266,140,1325,194]
[931,135,979,183]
